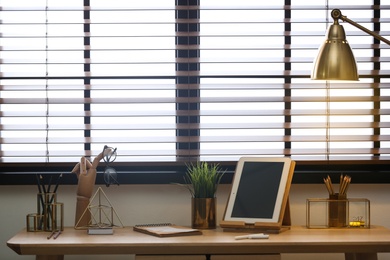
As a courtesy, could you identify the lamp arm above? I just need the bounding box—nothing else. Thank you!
[331,9,390,46]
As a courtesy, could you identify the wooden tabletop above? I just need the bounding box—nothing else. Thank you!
[7,226,390,256]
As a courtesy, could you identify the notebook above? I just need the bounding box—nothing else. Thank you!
[133,223,202,237]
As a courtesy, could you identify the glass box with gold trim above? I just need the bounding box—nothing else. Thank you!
[306,198,370,229]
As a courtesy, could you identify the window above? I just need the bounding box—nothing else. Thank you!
[1,0,389,184]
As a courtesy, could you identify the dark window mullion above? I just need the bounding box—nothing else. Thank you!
[175,0,200,161]
[284,1,292,154]
[373,0,381,156]
[84,0,91,154]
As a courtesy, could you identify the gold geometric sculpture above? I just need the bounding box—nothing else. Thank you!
[75,187,124,229]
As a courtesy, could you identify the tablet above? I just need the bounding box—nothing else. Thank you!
[223,157,295,224]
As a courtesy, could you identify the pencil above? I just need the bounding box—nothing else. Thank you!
[49,174,63,204]
[324,176,334,195]
[40,175,47,194]
[36,174,42,193]
[344,176,351,194]
[53,173,62,194]
[340,175,351,195]
[327,175,334,195]
[47,175,53,193]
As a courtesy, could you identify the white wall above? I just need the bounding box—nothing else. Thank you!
[1,183,390,260]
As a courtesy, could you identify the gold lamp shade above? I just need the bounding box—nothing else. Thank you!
[311,22,359,81]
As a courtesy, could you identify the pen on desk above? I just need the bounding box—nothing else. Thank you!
[47,230,56,239]
[234,233,269,240]
[53,230,62,239]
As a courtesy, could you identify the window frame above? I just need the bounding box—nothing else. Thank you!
[1,1,390,185]
[1,160,390,185]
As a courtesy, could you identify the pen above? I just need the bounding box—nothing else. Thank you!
[53,230,62,239]
[234,233,269,240]
[47,230,56,239]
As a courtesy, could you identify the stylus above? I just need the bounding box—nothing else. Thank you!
[234,233,269,240]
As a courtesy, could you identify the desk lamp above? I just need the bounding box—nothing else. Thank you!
[312,9,390,80]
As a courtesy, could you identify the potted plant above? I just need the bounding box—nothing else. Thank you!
[181,162,225,229]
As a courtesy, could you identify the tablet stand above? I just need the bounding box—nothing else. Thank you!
[220,159,295,234]
[220,197,291,233]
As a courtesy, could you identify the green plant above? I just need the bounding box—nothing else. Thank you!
[182,162,225,198]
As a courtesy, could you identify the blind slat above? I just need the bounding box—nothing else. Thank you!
[1,109,389,117]
[1,122,388,131]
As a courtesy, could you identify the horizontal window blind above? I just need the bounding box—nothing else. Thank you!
[1,0,390,167]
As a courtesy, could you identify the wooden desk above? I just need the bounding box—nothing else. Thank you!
[7,226,390,260]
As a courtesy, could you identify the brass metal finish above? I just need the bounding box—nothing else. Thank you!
[312,24,358,81]
[312,9,390,81]
[328,193,347,228]
[191,198,216,229]
[27,193,63,232]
